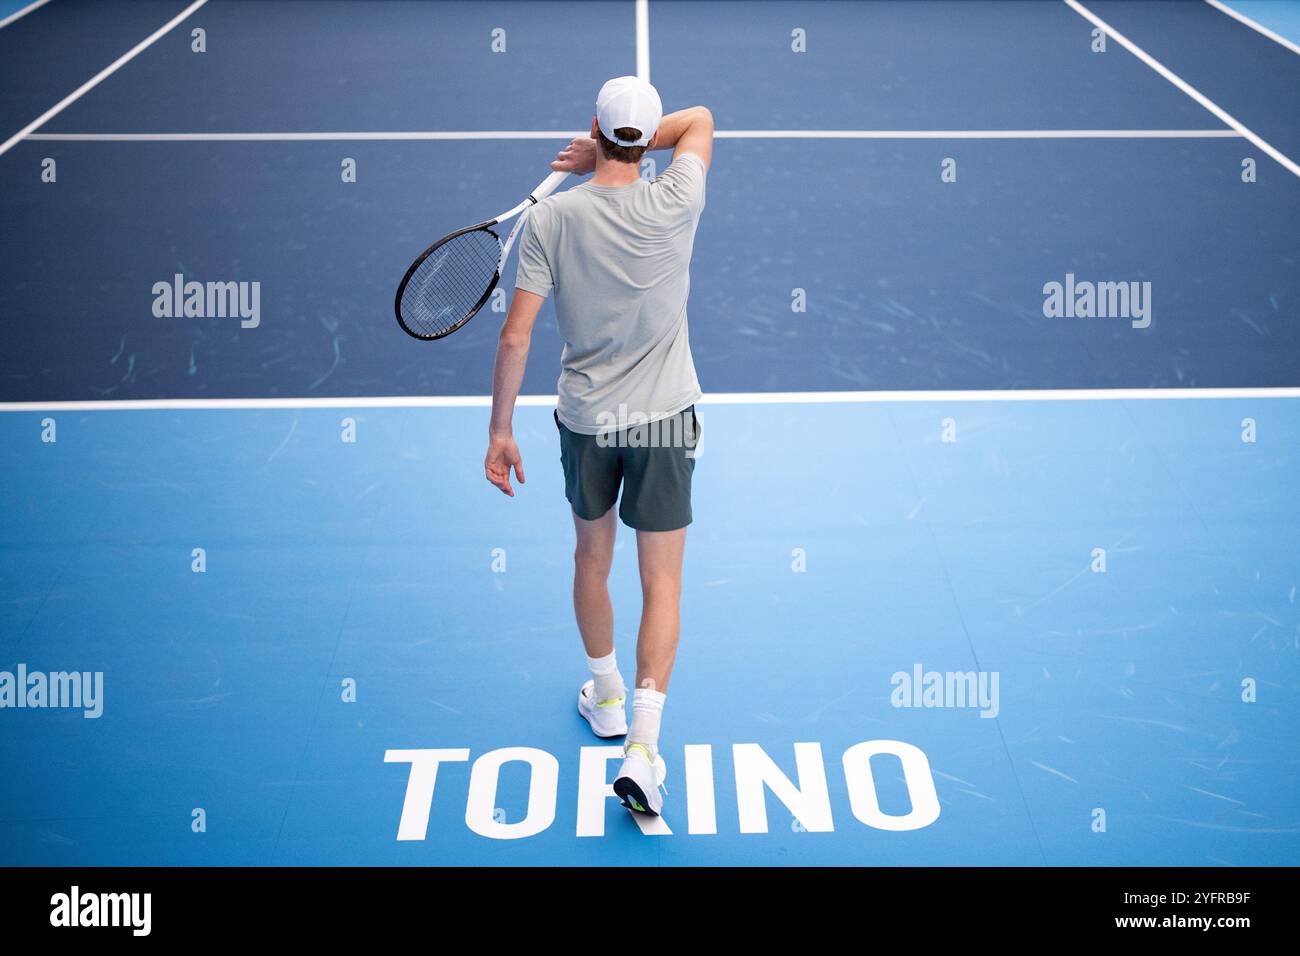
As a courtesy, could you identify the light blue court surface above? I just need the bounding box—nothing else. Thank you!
[1,0,1299,867]
[0,1,38,19]
[1,400,1297,866]
[1224,1,1300,46]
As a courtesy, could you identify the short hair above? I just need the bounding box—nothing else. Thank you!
[597,127,648,165]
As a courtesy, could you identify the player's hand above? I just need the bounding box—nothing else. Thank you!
[485,435,526,497]
[552,136,597,176]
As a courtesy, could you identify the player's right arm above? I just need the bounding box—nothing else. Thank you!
[651,106,713,171]
[550,106,714,176]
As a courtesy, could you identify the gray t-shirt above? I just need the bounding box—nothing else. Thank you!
[514,151,707,435]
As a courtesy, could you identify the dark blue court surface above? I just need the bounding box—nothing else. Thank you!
[1,0,1297,867]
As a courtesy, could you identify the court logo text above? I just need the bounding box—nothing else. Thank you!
[384,738,939,840]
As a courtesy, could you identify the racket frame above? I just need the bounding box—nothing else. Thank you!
[393,219,501,341]
[394,170,569,341]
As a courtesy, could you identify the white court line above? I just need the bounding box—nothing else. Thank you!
[23,129,1241,142]
[4,388,1299,413]
[0,0,207,158]
[1066,0,1300,178]
[718,129,1239,139]
[635,0,650,82]
[1204,0,1300,56]
[26,130,590,142]
[0,0,53,30]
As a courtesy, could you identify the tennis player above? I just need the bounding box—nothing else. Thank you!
[484,76,712,816]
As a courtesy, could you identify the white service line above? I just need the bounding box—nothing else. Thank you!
[0,0,207,158]
[3,387,1299,413]
[23,129,1241,143]
[718,129,1239,139]
[25,130,590,142]
[635,0,650,82]
[1065,0,1300,178]
[0,0,53,30]
[1204,0,1300,57]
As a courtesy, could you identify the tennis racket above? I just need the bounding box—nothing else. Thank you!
[394,169,569,340]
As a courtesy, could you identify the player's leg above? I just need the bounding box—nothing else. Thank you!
[572,505,617,660]
[631,526,686,696]
[556,410,629,737]
[611,406,699,814]
[621,406,698,699]
[572,506,628,737]
[611,528,686,815]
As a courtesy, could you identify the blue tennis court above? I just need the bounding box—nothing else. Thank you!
[1,0,1297,866]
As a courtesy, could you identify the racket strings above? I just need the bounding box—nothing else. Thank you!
[400,228,502,338]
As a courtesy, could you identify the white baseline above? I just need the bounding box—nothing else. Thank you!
[3,388,1299,413]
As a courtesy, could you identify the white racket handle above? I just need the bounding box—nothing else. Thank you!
[530,169,569,203]
[492,170,571,224]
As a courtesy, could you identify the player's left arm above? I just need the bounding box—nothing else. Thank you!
[485,288,545,496]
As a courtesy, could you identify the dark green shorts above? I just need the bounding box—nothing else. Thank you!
[555,406,701,532]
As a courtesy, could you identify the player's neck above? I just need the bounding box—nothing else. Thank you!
[591,158,641,187]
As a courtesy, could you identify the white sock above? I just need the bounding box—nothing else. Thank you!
[587,650,624,703]
[628,687,666,757]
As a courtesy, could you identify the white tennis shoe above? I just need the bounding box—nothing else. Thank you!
[613,742,668,816]
[577,679,628,738]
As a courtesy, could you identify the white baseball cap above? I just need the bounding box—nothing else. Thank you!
[595,76,663,147]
